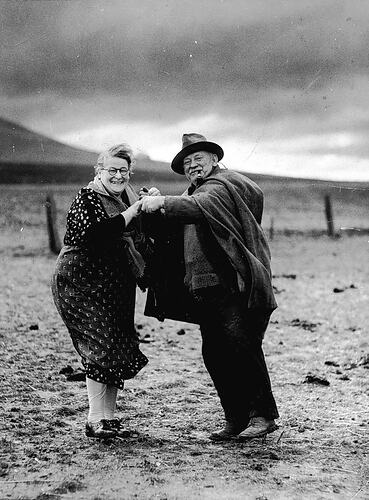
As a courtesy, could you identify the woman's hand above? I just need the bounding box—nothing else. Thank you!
[121,199,142,226]
[139,186,161,199]
[130,199,143,217]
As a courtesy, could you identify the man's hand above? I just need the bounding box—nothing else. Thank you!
[148,187,161,196]
[141,195,165,213]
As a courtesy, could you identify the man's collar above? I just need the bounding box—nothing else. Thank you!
[188,178,204,194]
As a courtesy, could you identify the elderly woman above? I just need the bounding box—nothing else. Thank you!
[52,144,151,439]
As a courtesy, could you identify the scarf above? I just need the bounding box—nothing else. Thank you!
[87,177,146,282]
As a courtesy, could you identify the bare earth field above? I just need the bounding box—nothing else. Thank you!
[0,184,368,500]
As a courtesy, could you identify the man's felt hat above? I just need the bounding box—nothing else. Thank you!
[171,133,224,174]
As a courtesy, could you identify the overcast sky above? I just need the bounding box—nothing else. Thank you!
[1,0,369,180]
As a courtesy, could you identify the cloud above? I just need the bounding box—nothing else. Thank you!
[2,1,368,99]
[1,0,369,179]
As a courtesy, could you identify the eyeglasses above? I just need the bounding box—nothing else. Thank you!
[102,168,130,177]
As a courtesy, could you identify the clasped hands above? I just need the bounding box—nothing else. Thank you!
[135,186,165,214]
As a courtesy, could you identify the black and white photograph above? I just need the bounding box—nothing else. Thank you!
[0,1,368,499]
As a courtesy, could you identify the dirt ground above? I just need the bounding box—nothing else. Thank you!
[1,223,368,499]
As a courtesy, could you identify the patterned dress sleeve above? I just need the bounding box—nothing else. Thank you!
[64,189,126,248]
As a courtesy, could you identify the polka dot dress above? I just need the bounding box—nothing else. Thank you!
[51,188,148,388]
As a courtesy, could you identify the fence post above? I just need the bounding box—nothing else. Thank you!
[269,217,274,241]
[324,194,335,238]
[45,192,62,254]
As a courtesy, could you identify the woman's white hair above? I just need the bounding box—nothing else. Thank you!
[94,143,136,175]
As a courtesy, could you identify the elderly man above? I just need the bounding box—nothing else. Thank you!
[141,133,279,441]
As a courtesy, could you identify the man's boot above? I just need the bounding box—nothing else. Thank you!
[237,416,278,440]
[209,419,249,441]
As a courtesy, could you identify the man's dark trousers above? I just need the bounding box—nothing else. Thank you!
[196,287,279,425]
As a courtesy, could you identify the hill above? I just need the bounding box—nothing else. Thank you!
[0,117,368,204]
[0,117,175,184]
[0,117,98,165]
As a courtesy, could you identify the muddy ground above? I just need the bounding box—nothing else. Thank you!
[1,230,368,500]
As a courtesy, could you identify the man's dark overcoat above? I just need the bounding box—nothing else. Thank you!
[144,168,277,324]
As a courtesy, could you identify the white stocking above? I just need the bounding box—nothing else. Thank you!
[104,385,118,420]
[86,377,106,423]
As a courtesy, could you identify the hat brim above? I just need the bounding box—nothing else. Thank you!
[171,141,224,175]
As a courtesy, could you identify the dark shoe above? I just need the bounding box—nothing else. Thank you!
[104,418,135,438]
[209,420,249,442]
[85,420,116,439]
[237,417,278,440]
